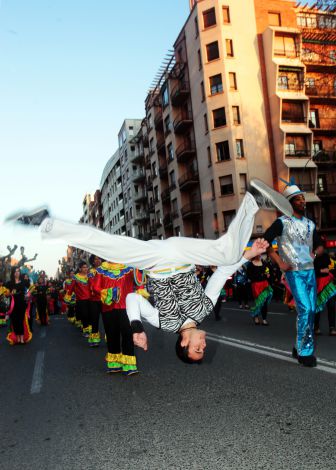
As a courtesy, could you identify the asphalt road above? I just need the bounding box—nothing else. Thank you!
[1,302,336,470]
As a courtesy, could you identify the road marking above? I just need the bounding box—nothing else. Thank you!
[30,351,45,394]
[40,329,47,338]
[206,332,336,375]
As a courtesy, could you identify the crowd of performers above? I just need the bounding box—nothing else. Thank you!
[4,178,336,369]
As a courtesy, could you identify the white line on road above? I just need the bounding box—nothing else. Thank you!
[30,351,45,394]
[206,332,336,375]
[40,329,47,338]
[223,305,287,316]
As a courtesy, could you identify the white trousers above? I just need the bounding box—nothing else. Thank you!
[40,192,258,270]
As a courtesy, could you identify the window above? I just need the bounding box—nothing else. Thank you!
[211,180,215,199]
[204,113,209,133]
[226,39,234,57]
[274,35,297,57]
[198,49,202,70]
[207,146,212,167]
[268,11,281,26]
[285,135,310,156]
[164,115,171,135]
[232,106,240,125]
[306,77,315,88]
[201,81,205,101]
[219,175,234,196]
[239,174,247,194]
[195,16,199,37]
[167,143,174,162]
[222,6,230,24]
[154,186,159,202]
[209,74,223,95]
[236,139,244,158]
[206,41,220,61]
[162,84,169,108]
[229,72,237,90]
[130,207,133,219]
[203,7,216,28]
[172,198,178,217]
[313,140,323,154]
[213,107,226,128]
[216,141,230,161]
[223,210,236,231]
[170,170,176,188]
[282,101,305,123]
[152,161,157,177]
[309,109,319,128]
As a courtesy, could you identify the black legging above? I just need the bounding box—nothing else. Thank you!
[76,299,90,329]
[236,284,249,305]
[315,296,336,331]
[11,296,26,335]
[102,308,134,356]
[260,303,268,320]
[36,297,48,325]
[89,301,101,334]
[67,305,75,318]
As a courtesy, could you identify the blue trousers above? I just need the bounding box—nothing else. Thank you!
[286,270,316,357]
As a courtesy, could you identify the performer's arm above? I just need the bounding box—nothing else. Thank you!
[313,229,323,252]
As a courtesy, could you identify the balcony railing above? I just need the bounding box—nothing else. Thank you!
[145,155,151,168]
[317,184,336,196]
[305,86,336,99]
[282,114,307,123]
[163,214,173,227]
[131,168,146,182]
[309,117,336,132]
[161,188,170,202]
[181,202,202,219]
[148,201,155,213]
[146,178,153,191]
[156,138,166,155]
[278,81,304,92]
[314,150,336,164]
[154,110,163,129]
[130,149,145,163]
[159,163,168,179]
[170,81,190,106]
[134,191,147,202]
[176,138,196,163]
[297,183,315,192]
[274,48,300,58]
[178,169,199,190]
[173,110,193,134]
[134,211,150,223]
[285,148,311,157]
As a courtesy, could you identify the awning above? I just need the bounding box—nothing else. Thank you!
[305,193,321,203]
[280,124,312,134]
[284,158,317,168]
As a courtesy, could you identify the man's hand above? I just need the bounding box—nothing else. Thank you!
[245,238,269,260]
[133,332,148,351]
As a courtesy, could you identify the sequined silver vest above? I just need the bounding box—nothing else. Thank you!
[277,216,315,271]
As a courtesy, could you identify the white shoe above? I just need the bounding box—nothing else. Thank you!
[249,179,293,217]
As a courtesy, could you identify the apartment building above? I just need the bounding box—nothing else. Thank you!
[296,4,336,238]
[117,119,145,237]
[100,149,126,235]
[88,190,103,229]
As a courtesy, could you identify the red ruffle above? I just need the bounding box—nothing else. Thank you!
[317,273,334,294]
[251,280,269,299]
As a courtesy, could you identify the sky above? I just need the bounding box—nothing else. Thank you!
[0,0,190,276]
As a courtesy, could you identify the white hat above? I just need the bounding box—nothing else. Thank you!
[283,185,305,200]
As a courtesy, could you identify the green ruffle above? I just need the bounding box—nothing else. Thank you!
[316,282,336,313]
[250,285,273,318]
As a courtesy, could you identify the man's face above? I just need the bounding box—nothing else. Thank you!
[181,329,207,361]
[291,194,306,215]
[93,256,102,268]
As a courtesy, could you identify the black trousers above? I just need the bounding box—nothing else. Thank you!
[11,298,26,335]
[260,303,268,320]
[102,308,134,356]
[76,300,90,329]
[213,298,222,320]
[67,305,75,318]
[37,298,48,325]
[315,297,336,330]
[236,284,249,305]
[89,301,101,334]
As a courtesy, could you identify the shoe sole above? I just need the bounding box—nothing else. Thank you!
[5,205,49,224]
[250,179,293,218]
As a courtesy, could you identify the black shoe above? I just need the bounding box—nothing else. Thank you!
[298,355,317,367]
[5,206,50,226]
[248,179,293,217]
[292,347,298,359]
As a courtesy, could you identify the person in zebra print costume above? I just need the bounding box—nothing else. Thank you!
[6,179,293,363]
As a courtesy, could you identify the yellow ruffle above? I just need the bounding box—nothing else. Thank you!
[90,332,100,340]
[121,354,137,366]
[105,352,122,363]
[136,288,150,299]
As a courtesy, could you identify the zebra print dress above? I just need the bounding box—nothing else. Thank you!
[148,270,214,333]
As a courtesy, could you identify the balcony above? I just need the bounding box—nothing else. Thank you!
[149,147,156,157]
[159,163,168,179]
[285,148,311,158]
[143,134,149,148]
[173,110,193,134]
[156,219,163,229]
[156,138,166,155]
[278,80,304,92]
[145,155,151,168]
[181,201,202,219]
[148,201,155,213]
[178,169,199,190]
[138,232,151,241]
[163,213,173,228]
[309,117,336,135]
[176,138,196,163]
[134,191,147,203]
[146,178,153,191]
[314,150,336,165]
[172,210,179,220]
[130,149,145,164]
[131,168,146,182]
[134,211,150,224]
[150,223,157,235]
[306,86,336,101]
[298,183,315,192]
[154,110,163,130]
[282,114,307,124]
[170,81,190,106]
[161,188,170,203]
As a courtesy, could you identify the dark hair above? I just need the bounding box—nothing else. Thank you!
[78,261,87,270]
[10,266,22,284]
[175,335,203,365]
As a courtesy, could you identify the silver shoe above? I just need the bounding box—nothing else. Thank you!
[249,179,293,217]
[5,206,50,226]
